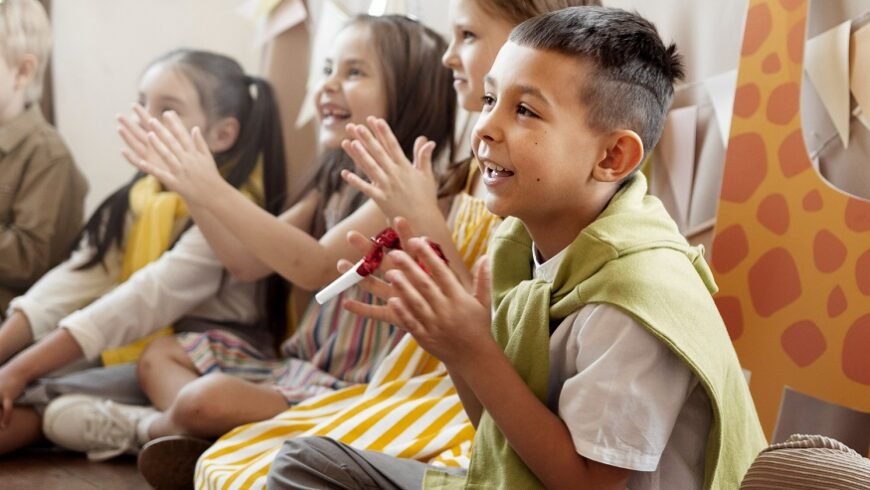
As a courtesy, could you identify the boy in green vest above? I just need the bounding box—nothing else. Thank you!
[267,6,766,489]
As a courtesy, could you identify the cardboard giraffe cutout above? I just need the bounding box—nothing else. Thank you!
[712,0,870,441]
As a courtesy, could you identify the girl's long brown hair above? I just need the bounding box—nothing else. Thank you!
[310,14,457,237]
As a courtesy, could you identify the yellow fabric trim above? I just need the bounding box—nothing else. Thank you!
[102,162,265,366]
[102,176,187,365]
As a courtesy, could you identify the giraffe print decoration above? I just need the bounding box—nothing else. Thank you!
[712,0,870,438]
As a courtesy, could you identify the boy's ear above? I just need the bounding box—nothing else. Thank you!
[592,130,644,183]
[206,117,241,153]
[14,54,38,90]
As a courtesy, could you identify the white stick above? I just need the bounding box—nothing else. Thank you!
[315,258,366,304]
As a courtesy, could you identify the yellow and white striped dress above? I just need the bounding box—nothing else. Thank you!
[195,167,500,490]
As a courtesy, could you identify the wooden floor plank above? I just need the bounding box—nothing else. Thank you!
[0,448,150,489]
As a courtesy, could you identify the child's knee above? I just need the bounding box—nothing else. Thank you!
[137,336,185,383]
[169,373,233,433]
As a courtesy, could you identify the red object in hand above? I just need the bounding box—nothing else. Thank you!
[357,227,447,276]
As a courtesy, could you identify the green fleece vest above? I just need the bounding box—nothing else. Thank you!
[424,174,767,489]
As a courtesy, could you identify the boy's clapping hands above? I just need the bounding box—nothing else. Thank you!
[343,217,494,369]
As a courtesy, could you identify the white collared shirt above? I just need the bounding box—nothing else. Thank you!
[535,245,711,490]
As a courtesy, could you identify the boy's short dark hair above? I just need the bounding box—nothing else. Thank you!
[510,7,684,154]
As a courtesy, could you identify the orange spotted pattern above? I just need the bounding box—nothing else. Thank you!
[712,0,870,436]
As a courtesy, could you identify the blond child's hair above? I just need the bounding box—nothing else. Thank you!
[0,0,51,103]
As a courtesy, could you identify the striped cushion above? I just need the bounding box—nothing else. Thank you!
[740,434,870,489]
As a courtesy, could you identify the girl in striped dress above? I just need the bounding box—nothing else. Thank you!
[192,1,600,489]
[40,14,457,477]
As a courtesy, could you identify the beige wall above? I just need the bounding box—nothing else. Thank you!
[52,0,260,214]
[53,1,748,215]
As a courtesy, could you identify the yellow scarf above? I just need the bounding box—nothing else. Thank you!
[102,166,265,365]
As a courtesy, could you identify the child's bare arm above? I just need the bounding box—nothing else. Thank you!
[0,329,83,429]
[125,109,389,291]
[386,239,630,490]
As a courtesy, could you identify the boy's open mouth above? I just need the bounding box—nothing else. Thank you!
[481,159,515,179]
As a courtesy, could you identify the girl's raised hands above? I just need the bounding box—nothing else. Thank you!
[340,117,441,223]
[119,104,223,206]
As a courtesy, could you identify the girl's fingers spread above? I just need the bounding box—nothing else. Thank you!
[121,148,148,170]
[163,111,195,151]
[191,127,210,154]
[350,140,390,185]
[342,139,378,177]
[356,125,396,170]
[341,170,381,201]
[148,132,181,169]
[420,141,436,176]
[374,118,407,164]
[118,126,149,157]
[149,118,186,157]
[413,136,426,159]
[118,113,150,143]
[132,105,154,132]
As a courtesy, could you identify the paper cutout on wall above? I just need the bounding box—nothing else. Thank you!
[805,19,852,148]
[368,0,407,15]
[296,0,350,128]
[850,23,870,133]
[237,0,284,20]
[651,105,698,231]
[704,69,739,147]
[249,0,309,47]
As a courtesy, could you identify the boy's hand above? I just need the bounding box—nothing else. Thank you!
[340,117,441,224]
[340,219,416,325]
[120,105,224,207]
[385,237,493,369]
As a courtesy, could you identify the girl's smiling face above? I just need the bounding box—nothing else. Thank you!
[314,23,389,149]
[442,0,515,112]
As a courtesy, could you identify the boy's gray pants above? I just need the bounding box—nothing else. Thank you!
[266,436,466,490]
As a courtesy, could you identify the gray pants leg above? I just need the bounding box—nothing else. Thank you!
[267,437,465,490]
[17,363,148,413]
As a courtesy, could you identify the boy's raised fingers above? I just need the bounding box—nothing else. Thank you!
[406,237,462,296]
[387,251,446,312]
[387,297,425,335]
[385,264,441,322]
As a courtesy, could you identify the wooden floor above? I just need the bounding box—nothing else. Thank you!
[0,448,150,489]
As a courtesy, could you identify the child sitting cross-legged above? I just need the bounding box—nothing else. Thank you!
[267,7,767,490]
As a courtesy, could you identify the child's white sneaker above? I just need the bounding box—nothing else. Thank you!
[43,394,159,461]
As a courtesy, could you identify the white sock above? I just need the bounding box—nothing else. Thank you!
[136,409,161,446]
